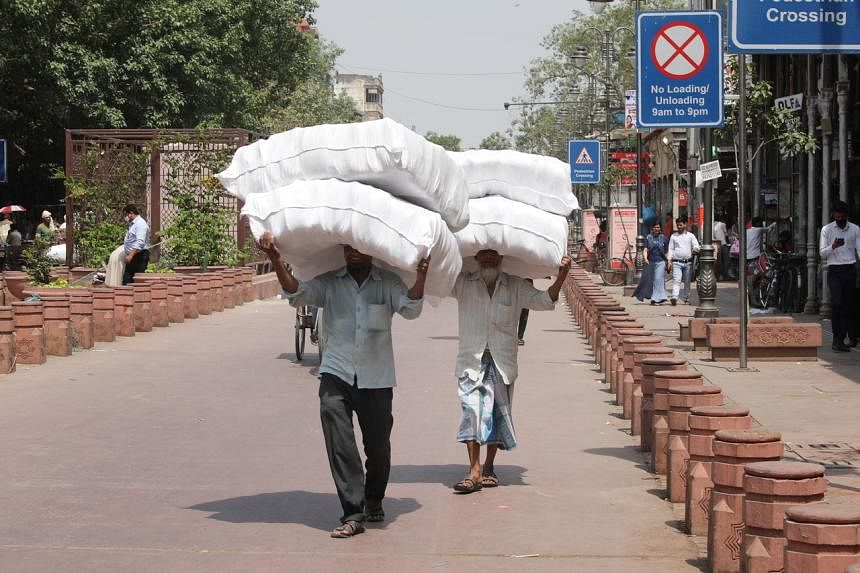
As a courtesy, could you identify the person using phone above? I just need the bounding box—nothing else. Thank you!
[819,201,860,352]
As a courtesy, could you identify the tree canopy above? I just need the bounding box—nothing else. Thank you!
[0,0,356,198]
[479,131,513,150]
[425,131,462,152]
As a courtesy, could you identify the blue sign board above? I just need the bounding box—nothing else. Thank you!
[637,11,723,128]
[728,1,860,54]
[569,139,601,185]
[0,140,6,183]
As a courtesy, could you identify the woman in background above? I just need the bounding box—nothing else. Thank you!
[633,222,669,305]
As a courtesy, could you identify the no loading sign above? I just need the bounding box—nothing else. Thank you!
[651,21,709,80]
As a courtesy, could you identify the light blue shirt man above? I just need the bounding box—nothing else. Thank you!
[285,266,423,388]
[123,214,150,255]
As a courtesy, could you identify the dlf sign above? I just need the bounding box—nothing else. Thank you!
[774,93,803,112]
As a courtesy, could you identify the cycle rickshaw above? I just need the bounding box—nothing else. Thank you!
[295,305,324,362]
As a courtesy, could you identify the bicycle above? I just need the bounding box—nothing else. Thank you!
[295,305,325,362]
[750,249,805,311]
[599,243,635,287]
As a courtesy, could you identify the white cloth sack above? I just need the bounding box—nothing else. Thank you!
[449,149,579,215]
[218,118,470,232]
[241,179,462,298]
[455,196,569,280]
[104,245,126,287]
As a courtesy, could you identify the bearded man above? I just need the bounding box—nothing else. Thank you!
[450,249,571,493]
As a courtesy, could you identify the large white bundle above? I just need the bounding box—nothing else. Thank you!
[241,179,462,298]
[456,196,569,280]
[218,118,470,231]
[449,149,579,215]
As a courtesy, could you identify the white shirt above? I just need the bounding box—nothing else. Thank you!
[746,222,776,259]
[452,271,555,385]
[713,221,728,244]
[667,231,700,262]
[123,215,150,255]
[285,266,423,389]
[819,221,860,266]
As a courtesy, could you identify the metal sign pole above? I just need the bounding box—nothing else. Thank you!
[737,54,749,370]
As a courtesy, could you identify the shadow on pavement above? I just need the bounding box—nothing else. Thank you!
[583,446,650,472]
[389,464,528,486]
[186,491,421,531]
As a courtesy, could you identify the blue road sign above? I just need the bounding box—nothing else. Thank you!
[569,139,601,184]
[728,1,860,54]
[0,140,6,183]
[637,11,723,128]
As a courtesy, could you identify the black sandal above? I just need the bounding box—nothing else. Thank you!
[453,477,483,494]
[330,520,365,538]
[481,471,499,488]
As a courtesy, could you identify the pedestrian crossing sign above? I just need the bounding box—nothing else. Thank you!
[569,139,601,184]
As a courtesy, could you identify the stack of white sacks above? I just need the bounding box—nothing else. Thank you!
[449,149,578,278]
[216,118,578,297]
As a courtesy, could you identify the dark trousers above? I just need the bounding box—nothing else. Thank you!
[827,264,857,344]
[122,249,150,285]
[319,373,393,523]
[517,308,529,340]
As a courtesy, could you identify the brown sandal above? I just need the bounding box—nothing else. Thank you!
[481,472,499,488]
[453,477,483,494]
[330,520,365,538]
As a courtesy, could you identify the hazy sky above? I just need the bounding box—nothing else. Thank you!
[314,0,597,148]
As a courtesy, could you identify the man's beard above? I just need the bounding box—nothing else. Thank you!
[480,265,499,286]
[346,261,371,273]
[837,219,847,229]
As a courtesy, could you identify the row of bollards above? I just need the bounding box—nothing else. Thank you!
[0,267,257,374]
[563,264,860,573]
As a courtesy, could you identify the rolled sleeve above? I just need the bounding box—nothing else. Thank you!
[519,282,555,311]
[283,278,325,307]
[388,279,423,320]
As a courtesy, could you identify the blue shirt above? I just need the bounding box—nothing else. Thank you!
[284,266,423,389]
[124,215,150,255]
[646,234,668,263]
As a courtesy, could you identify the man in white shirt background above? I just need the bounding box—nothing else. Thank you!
[667,217,700,305]
[450,249,571,494]
[819,201,860,352]
[713,215,729,280]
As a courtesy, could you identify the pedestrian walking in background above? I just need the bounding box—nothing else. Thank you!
[259,231,429,538]
[819,201,860,352]
[667,217,700,305]
[35,210,58,242]
[121,205,150,285]
[633,222,669,305]
[450,249,570,494]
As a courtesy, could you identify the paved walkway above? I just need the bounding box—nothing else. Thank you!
[0,285,704,572]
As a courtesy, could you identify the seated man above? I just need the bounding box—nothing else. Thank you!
[450,249,571,493]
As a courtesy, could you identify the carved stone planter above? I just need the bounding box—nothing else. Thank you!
[208,273,224,312]
[42,294,73,356]
[149,282,169,327]
[131,284,153,333]
[221,270,236,309]
[13,301,46,365]
[69,291,94,349]
[241,266,254,303]
[166,279,185,324]
[113,286,135,337]
[0,306,16,373]
[91,289,116,342]
[182,277,199,320]
[195,275,211,315]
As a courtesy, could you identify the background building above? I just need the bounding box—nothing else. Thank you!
[334,73,384,121]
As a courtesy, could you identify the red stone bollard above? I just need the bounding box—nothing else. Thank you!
[42,294,73,356]
[91,289,116,342]
[641,358,687,452]
[113,286,135,337]
[618,335,662,409]
[69,291,94,350]
[132,284,153,332]
[652,370,703,474]
[631,346,675,435]
[604,318,640,377]
[600,314,632,372]
[609,328,650,392]
[742,461,827,573]
[195,275,211,315]
[597,311,630,369]
[783,504,860,573]
[208,273,224,312]
[231,269,245,306]
[708,430,784,573]
[0,306,17,373]
[667,385,723,504]
[182,277,199,319]
[12,301,46,365]
[221,270,236,309]
[166,279,185,323]
[686,405,752,536]
[149,282,169,327]
[241,266,255,303]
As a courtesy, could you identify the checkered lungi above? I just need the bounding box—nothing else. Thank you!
[456,350,517,450]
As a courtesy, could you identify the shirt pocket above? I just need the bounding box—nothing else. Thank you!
[367,303,392,332]
[493,303,514,328]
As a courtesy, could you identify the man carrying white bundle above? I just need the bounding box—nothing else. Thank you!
[257,231,431,538]
[451,249,571,493]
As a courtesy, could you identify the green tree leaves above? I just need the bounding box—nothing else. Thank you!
[425,131,462,152]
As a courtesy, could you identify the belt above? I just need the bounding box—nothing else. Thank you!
[673,259,692,263]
